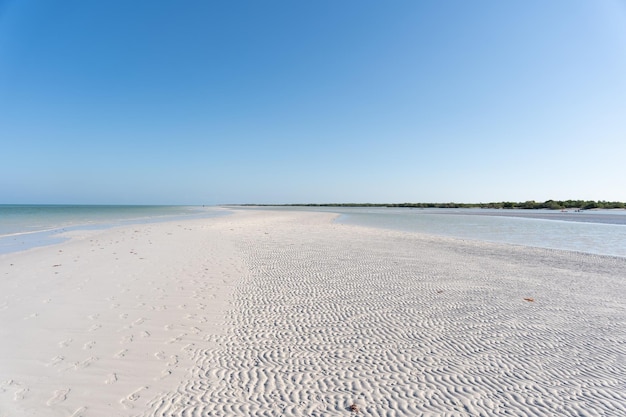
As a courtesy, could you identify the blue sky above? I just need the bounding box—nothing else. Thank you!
[1,0,625,204]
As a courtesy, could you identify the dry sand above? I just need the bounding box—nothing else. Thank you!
[1,209,625,416]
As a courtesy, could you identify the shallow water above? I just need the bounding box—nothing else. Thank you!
[247,207,626,258]
[4,205,625,258]
[339,208,626,257]
[0,205,228,254]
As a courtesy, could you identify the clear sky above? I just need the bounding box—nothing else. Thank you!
[1,0,625,205]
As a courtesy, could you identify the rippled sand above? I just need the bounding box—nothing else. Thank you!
[1,209,625,416]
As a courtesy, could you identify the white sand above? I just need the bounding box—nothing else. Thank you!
[1,209,625,416]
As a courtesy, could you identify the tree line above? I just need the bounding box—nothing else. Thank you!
[247,200,626,210]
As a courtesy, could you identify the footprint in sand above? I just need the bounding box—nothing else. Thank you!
[105,373,118,384]
[114,349,128,358]
[70,406,88,417]
[46,388,70,406]
[120,386,148,409]
[46,356,65,367]
[1,379,17,392]
[83,341,96,350]
[157,369,171,380]
[120,334,134,344]
[181,343,195,354]
[14,387,29,400]
[71,356,98,370]
[58,338,73,348]
[166,333,186,344]
[87,324,101,332]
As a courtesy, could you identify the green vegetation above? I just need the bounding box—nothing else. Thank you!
[243,200,626,210]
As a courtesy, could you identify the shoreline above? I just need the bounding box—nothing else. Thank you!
[0,214,245,416]
[0,207,230,256]
[239,206,626,258]
[1,209,625,416]
[4,205,625,258]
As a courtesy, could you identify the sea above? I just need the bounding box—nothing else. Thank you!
[0,205,228,254]
[248,206,626,258]
[1,205,625,258]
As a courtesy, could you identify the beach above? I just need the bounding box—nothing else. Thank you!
[1,209,625,416]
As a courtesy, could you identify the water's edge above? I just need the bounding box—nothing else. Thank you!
[234,206,626,258]
[0,206,230,255]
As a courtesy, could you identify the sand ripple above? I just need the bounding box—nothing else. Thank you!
[143,211,626,416]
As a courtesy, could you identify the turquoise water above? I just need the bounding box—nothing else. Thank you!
[0,205,227,254]
[249,207,626,258]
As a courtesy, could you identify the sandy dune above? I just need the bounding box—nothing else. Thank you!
[1,209,625,416]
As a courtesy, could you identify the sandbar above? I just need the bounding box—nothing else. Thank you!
[1,209,625,416]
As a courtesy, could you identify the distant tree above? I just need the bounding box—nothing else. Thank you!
[583,201,598,210]
[542,200,564,210]
[265,199,625,210]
